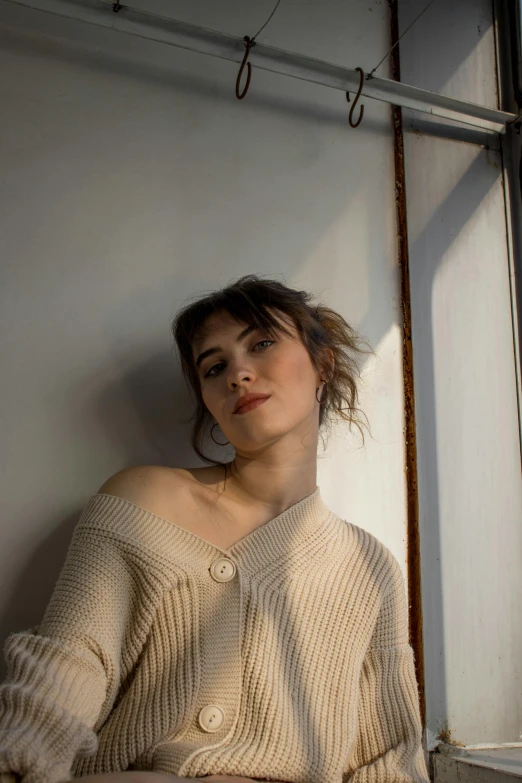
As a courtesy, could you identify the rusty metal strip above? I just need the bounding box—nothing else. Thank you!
[388,0,426,726]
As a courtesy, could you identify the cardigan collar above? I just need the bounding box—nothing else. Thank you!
[83,486,335,573]
[227,486,334,571]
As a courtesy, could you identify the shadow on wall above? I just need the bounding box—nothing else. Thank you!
[1,514,77,664]
[0,345,232,679]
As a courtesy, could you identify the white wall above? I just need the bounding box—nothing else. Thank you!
[400,0,522,745]
[0,0,409,675]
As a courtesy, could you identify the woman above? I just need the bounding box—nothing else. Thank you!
[0,275,429,783]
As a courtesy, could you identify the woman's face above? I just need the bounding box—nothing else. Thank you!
[193,309,326,452]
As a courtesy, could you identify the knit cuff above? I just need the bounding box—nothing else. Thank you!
[0,630,107,783]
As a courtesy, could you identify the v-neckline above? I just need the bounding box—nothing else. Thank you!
[94,485,328,556]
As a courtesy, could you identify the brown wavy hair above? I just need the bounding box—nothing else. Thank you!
[172,274,374,465]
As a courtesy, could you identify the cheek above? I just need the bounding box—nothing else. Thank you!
[269,351,316,397]
[200,382,221,414]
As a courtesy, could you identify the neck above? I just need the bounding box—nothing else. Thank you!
[222,428,319,517]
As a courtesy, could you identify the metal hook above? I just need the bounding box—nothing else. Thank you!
[112,2,122,11]
[346,67,365,128]
[236,36,256,100]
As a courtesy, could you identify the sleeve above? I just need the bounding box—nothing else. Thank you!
[0,502,139,783]
[344,556,430,783]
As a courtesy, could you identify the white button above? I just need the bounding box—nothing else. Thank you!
[209,557,236,582]
[198,704,225,732]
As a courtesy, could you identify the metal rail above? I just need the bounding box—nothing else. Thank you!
[3,0,517,134]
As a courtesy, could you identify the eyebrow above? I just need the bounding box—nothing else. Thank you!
[194,324,258,368]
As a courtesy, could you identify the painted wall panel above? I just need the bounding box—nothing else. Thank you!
[400,0,522,745]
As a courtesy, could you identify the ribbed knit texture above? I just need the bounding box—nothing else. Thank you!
[0,488,429,783]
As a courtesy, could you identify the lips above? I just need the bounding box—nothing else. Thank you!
[233,394,271,414]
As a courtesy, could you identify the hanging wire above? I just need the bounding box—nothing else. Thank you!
[252,0,283,42]
[367,0,437,79]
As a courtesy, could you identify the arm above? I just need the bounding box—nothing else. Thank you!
[0,500,139,783]
[345,557,429,783]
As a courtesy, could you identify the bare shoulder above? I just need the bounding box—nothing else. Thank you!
[96,464,225,519]
[97,465,192,506]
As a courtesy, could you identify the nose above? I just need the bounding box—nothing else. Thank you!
[226,359,256,389]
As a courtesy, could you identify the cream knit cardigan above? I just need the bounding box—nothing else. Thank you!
[0,487,429,783]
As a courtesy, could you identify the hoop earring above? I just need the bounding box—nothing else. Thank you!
[316,379,328,405]
[211,422,230,446]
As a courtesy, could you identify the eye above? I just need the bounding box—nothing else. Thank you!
[203,339,274,379]
[253,339,274,351]
[204,362,225,379]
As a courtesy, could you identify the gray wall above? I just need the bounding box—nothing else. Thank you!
[0,0,408,674]
[1,0,521,747]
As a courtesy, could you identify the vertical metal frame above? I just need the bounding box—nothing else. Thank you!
[388,0,426,727]
[494,0,522,464]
